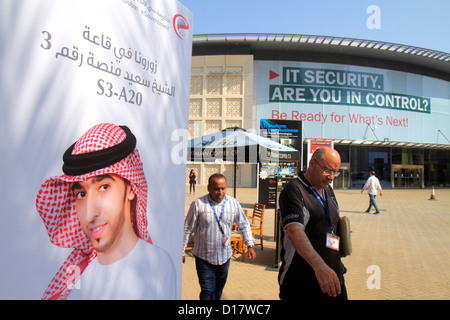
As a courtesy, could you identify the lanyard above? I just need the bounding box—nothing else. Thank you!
[309,186,334,234]
[209,199,227,235]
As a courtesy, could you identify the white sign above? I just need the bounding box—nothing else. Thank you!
[257,61,450,145]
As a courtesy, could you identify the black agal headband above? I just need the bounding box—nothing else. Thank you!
[62,125,136,176]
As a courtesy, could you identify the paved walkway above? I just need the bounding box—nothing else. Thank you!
[181,185,450,300]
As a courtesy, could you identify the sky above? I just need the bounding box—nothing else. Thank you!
[180,0,450,53]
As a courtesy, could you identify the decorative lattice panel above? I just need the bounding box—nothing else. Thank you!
[189,98,202,117]
[223,164,237,187]
[225,98,242,117]
[206,74,223,95]
[188,120,202,139]
[190,76,203,95]
[205,120,222,135]
[189,61,250,186]
[225,74,243,95]
[206,98,222,117]
[204,164,221,185]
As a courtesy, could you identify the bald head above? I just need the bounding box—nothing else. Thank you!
[312,147,341,163]
[305,147,341,192]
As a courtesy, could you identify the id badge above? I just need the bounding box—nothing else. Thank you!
[326,233,340,251]
[223,235,229,247]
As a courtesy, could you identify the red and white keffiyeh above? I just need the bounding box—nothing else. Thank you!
[36,123,151,300]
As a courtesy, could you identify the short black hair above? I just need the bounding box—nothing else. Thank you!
[208,173,226,185]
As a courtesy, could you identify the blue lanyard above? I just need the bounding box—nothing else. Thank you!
[309,186,334,234]
[209,199,227,235]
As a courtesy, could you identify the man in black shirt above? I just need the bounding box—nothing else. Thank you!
[278,147,347,300]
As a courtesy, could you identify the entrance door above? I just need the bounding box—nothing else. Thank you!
[334,164,350,189]
[392,165,424,188]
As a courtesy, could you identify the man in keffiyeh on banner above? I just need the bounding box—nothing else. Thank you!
[36,123,176,300]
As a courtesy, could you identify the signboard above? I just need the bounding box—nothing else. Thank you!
[307,140,334,164]
[258,177,278,208]
[0,0,192,299]
[260,119,303,153]
[270,67,430,114]
[258,120,301,208]
[256,61,450,145]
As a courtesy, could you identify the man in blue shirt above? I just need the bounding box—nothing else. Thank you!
[183,173,256,300]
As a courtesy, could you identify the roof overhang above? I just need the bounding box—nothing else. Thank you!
[328,139,450,150]
[193,33,450,81]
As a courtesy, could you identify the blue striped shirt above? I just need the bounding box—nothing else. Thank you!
[183,194,254,265]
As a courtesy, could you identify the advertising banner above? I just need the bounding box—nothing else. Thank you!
[260,119,303,154]
[307,140,334,164]
[258,120,301,208]
[0,0,192,299]
[257,61,450,145]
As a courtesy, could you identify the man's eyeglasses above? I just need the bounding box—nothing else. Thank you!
[313,159,341,177]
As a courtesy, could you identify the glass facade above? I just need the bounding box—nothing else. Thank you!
[425,149,450,187]
[191,40,450,189]
[316,145,450,189]
[256,59,449,189]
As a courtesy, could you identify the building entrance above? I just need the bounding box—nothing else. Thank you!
[334,163,351,189]
[392,165,424,188]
